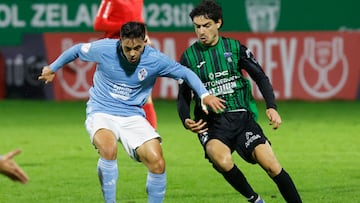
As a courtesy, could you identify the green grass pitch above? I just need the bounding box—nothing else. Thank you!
[0,99,359,203]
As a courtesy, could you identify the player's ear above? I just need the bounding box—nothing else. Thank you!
[144,34,152,45]
[216,19,222,29]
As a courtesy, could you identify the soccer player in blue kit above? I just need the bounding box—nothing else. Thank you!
[38,22,225,203]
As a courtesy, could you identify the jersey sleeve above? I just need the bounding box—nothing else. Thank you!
[49,42,100,72]
[155,52,208,101]
[239,44,277,109]
[177,54,193,127]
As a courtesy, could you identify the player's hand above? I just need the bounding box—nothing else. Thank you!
[201,95,226,114]
[184,118,207,134]
[38,66,55,84]
[266,108,282,129]
[0,149,29,184]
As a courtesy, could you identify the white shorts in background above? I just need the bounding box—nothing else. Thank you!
[85,113,160,161]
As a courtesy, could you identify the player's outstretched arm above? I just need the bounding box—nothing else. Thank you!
[0,149,29,184]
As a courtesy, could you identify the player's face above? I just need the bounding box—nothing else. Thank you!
[121,38,146,63]
[193,16,221,46]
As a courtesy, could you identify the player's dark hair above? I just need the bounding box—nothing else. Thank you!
[190,0,223,28]
[120,21,146,40]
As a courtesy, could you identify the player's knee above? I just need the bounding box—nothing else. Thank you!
[96,140,117,160]
[138,147,165,173]
[209,154,233,172]
[214,162,233,172]
[265,163,282,177]
[99,146,117,160]
[148,156,165,174]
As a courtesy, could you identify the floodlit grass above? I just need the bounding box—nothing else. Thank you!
[0,99,359,203]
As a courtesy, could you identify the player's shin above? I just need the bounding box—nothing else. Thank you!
[98,158,118,203]
[220,165,259,202]
[272,168,302,203]
[146,171,166,203]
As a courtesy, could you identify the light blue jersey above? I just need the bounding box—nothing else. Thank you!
[50,38,208,117]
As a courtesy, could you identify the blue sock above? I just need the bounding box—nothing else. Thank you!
[98,158,118,203]
[146,171,166,203]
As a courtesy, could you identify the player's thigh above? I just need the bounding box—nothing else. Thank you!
[252,141,282,176]
[206,139,232,162]
[93,129,118,151]
[206,139,233,171]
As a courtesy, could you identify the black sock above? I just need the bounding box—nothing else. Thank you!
[221,165,258,202]
[272,168,302,203]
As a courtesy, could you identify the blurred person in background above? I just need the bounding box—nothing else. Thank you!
[0,149,29,184]
[94,0,157,129]
[39,21,225,203]
[177,0,302,202]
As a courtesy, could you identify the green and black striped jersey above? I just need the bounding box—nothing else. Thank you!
[178,36,276,123]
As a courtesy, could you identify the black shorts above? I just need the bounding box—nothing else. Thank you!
[198,111,269,164]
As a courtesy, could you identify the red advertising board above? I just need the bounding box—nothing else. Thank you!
[229,32,360,100]
[43,32,360,101]
[43,33,102,100]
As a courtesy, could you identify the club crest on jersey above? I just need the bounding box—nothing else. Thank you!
[138,68,148,81]
[224,52,233,63]
[81,43,91,53]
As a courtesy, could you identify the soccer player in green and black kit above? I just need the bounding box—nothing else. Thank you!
[177,1,302,203]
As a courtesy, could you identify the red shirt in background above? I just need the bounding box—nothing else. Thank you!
[94,0,144,38]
